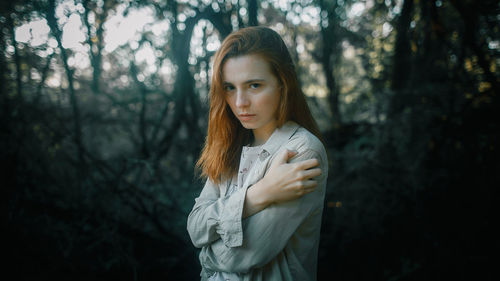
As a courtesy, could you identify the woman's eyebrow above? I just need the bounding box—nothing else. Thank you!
[223,79,265,85]
[245,79,265,84]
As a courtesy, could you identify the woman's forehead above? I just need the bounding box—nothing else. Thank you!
[222,54,275,83]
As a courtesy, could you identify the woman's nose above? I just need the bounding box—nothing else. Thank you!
[235,91,250,108]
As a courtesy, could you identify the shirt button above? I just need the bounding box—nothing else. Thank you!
[259,151,269,161]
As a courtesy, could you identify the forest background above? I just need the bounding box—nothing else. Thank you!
[1,0,498,280]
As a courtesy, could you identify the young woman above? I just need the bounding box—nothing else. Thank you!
[187,26,328,281]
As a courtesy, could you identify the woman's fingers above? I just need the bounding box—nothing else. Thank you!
[272,149,298,168]
[267,152,322,200]
[302,168,322,179]
[292,163,321,179]
[298,180,318,194]
[294,158,319,171]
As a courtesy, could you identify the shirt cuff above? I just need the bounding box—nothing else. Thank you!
[218,185,247,247]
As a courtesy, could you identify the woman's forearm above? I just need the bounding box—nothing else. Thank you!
[242,179,272,218]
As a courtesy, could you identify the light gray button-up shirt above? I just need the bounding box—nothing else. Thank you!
[187,121,328,281]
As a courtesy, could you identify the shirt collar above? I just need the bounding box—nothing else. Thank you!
[258,120,300,161]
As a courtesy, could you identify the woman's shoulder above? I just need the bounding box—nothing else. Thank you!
[287,126,326,156]
[284,126,329,173]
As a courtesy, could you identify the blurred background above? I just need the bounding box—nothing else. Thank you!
[1,0,498,280]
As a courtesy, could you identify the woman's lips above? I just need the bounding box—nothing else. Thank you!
[239,114,255,121]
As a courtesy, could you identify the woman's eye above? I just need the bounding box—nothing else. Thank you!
[224,85,235,92]
[249,83,261,89]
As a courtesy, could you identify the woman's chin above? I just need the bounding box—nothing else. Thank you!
[239,121,256,130]
[241,124,255,130]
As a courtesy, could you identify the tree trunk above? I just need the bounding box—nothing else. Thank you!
[130,61,150,158]
[391,0,414,91]
[318,0,342,128]
[324,57,342,128]
[82,0,112,94]
[248,0,258,26]
[8,16,23,101]
[35,53,55,103]
[46,0,85,165]
[0,23,7,100]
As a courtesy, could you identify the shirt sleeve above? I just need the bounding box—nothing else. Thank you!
[187,177,248,248]
[199,148,328,273]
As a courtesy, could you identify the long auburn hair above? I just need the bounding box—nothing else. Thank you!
[196,26,322,184]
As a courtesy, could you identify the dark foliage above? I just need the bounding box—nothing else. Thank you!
[1,0,498,280]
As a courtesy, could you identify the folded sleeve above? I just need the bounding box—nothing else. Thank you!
[187,178,248,248]
[199,148,328,273]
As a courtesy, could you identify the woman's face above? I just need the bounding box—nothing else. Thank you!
[222,54,282,145]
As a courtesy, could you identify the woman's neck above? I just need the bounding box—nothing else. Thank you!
[251,121,278,146]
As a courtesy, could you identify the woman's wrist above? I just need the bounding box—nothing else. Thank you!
[243,179,272,218]
[251,179,274,206]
